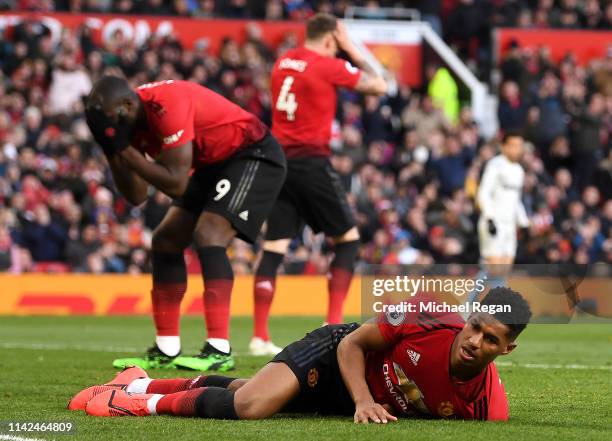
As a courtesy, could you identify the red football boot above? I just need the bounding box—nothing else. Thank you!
[85,389,153,417]
[68,366,148,411]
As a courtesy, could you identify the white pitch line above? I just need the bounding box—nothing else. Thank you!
[0,342,142,353]
[496,361,612,370]
[0,434,49,441]
[1,342,610,370]
[0,342,246,356]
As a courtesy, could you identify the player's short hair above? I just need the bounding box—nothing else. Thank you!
[481,287,532,340]
[87,75,136,110]
[306,13,338,41]
[501,129,524,145]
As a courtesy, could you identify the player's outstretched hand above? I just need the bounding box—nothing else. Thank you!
[354,400,398,424]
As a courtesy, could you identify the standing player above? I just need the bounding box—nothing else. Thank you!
[73,287,531,422]
[470,132,529,304]
[250,13,388,355]
[84,76,286,371]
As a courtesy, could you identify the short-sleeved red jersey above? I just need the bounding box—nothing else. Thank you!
[131,80,267,166]
[270,47,361,158]
[365,312,510,421]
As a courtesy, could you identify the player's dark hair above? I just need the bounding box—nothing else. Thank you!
[481,287,532,340]
[306,13,338,41]
[501,129,523,145]
[87,75,137,110]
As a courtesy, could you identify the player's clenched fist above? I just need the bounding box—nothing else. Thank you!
[353,400,397,424]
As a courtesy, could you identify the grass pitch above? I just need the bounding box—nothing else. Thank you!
[0,316,610,441]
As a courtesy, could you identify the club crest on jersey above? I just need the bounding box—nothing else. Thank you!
[406,349,421,366]
[437,401,455,418]
[386,310,405,326]
[307,368,319,388]
[344,61,359,74]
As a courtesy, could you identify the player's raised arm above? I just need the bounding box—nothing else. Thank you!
[334,21,388,96]
[337,322,397,424]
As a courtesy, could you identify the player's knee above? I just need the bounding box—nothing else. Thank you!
[193,213,235,247]
[334,227,360,243]
[233,390,270,420]
[152,226,185,253]
[262,239,290,255]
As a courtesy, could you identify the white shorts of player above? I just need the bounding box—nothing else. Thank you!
[477,217,517,258]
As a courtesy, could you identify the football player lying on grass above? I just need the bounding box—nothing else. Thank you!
[69,287,531,422]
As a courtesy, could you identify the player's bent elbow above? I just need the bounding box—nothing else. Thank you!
[337,333,356,358]
[165,179,188,200]
[373,78,388,96]
[125,192,148,207]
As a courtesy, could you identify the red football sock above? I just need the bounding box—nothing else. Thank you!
[197,246,234,341]
[146,377,206,394]
[253,276,276,341]
[152,282,186,336]
[326,267,353,324]
[156,389,203,416]
[204,279,233,340]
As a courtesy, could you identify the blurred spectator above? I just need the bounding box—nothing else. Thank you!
[498,80,527,131]
[20,204,68,262]
[47,52,92,116]
[429,135,475,196]
[0,4,610,275]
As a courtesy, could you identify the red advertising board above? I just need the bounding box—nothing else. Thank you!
[0,11,305,54]
[0,12,422,86]
[496,28,611,65]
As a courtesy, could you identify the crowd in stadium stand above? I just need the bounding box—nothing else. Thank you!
[0,1,610,274]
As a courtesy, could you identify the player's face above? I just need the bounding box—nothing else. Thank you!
[453,313,516,369]
[502,136,524,162]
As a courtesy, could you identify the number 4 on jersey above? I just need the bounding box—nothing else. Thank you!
[276,76,298,121]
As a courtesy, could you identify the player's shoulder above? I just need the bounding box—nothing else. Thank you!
[136,80,195,102]
[488,154,506,166]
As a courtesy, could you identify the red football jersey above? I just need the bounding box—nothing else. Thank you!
[365,312,510,421]
[131,80,267,166]
[270,47,361,158]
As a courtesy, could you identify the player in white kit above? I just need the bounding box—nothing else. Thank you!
[467,132,530,307]
[477,131,529,264]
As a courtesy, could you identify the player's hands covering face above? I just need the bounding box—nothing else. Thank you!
[85,106,132,156]
[333,21,354,52]
[354,400,397,424]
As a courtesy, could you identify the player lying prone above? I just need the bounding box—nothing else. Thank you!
[69,288,531,423]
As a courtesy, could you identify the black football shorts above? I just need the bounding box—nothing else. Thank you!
[271,323,360,416]
[265,156,356,240]
[173,132,287,243]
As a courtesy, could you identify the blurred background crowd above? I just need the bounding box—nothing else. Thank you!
[0,0,611,274]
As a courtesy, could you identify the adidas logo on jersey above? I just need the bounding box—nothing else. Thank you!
[239,210,249,221]
[407,349,421,366]
[163,129,184,145]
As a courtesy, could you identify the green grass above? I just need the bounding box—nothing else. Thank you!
[0,316,610,441]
